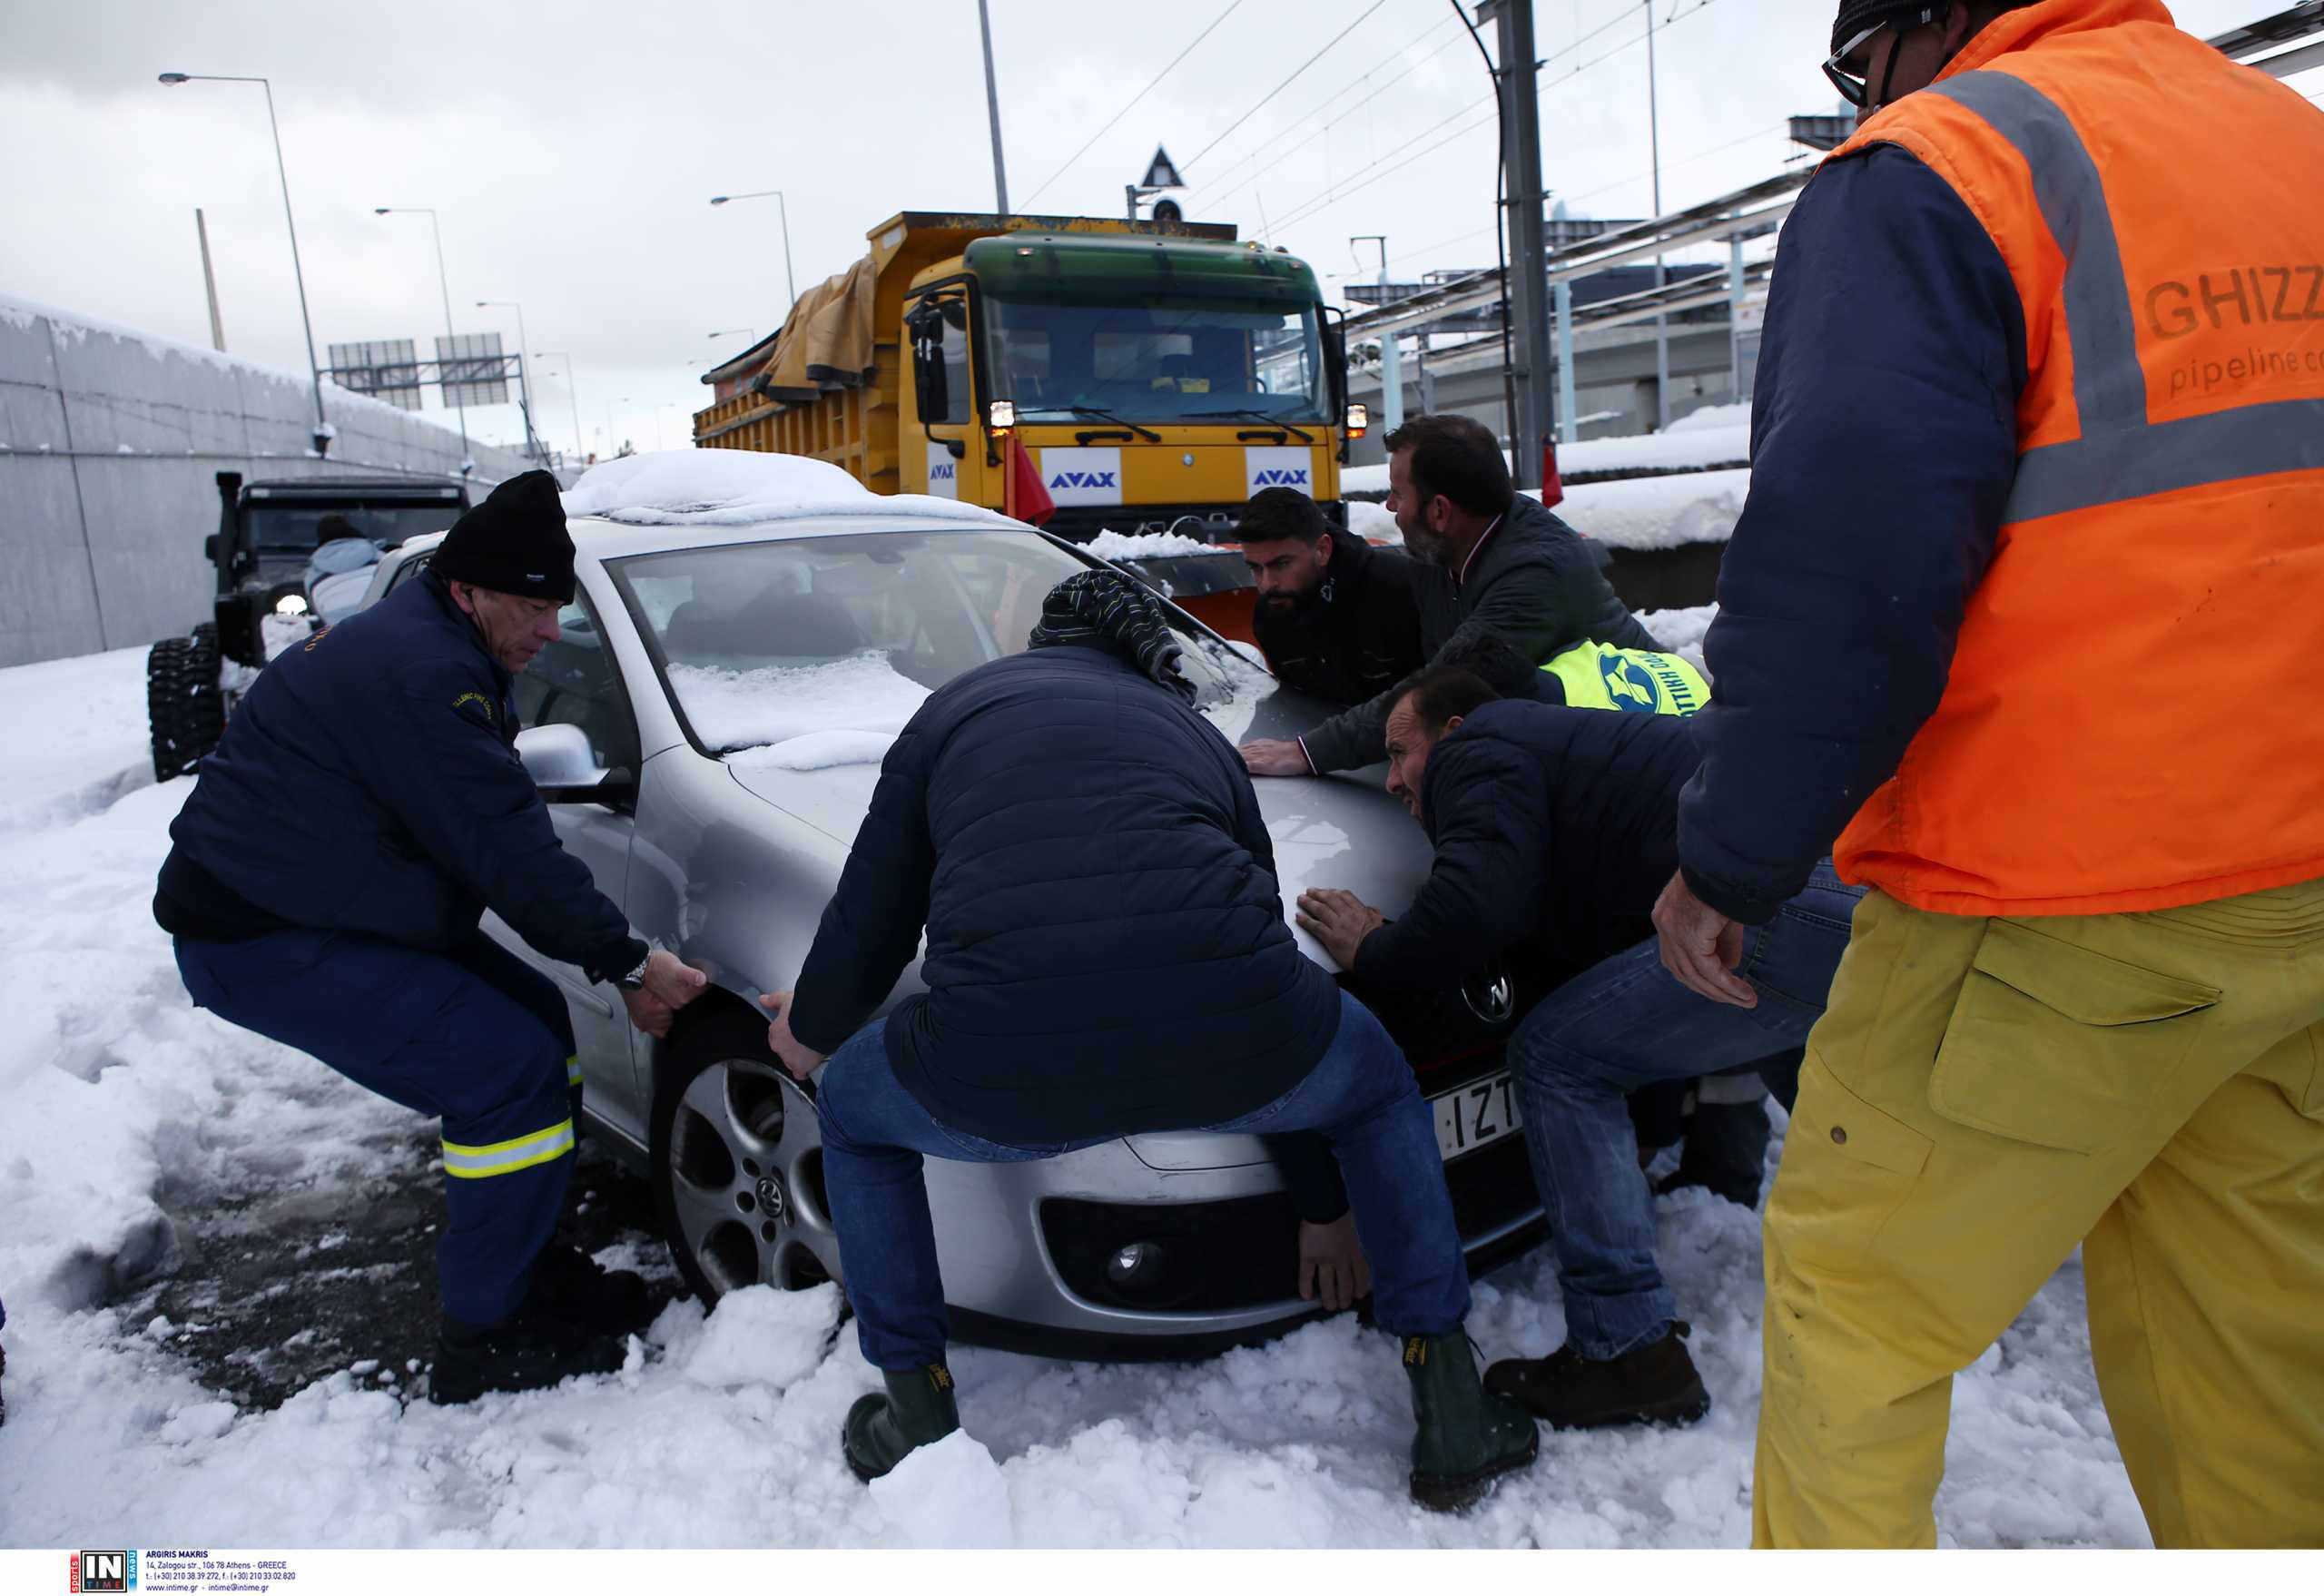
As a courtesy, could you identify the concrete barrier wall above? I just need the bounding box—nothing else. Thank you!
[0,295,537,668]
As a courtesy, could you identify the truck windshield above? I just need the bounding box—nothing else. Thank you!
[247,503,465,553]
[986,297,1327,425]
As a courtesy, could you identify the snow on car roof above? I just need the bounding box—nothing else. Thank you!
[560,449,1025,532]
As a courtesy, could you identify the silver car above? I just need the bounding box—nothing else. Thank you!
[361,507,1540,1356]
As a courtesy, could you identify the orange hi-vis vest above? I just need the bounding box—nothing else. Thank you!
[1828,0,2324,917]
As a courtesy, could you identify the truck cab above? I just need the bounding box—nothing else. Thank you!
[695,212,1365,637]
[901,228,1348,541]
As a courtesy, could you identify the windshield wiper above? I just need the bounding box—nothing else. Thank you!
[1063,405,1162,442]
[1187,408,1315,443]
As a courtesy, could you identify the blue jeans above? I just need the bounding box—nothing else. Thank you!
[816,987,1471,1370]
[1509,861,1865,1360]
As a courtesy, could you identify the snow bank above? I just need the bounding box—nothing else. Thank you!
[1086,529,1217,561]
[680,1285,841,1391]
[1637,604,1719,672]
[667,654,929,767]
[1341,415,1748,498]
[1345,501,1401,546]
[562,450,1021,529]
[1669,401,1750,433]
[869,1430,1017,1549]
[1541,468,1751,551]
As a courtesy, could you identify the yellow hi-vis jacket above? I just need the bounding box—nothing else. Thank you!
[1540,641,1709,717]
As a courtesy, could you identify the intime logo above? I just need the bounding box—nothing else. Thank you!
[71,1551,134,1593]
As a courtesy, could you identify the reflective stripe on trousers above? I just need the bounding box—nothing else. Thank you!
[443,1117,576,1180]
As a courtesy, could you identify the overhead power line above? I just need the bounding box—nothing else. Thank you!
[1196,28,1473,212]
[1189,8,1466,198]
[1181,0,1392,172]
[1019,0,1248,210]
[1267,96,1501,233]
[1260,0,1731,243]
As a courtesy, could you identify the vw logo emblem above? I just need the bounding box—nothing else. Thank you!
[1462,965,1516,1026]
[754,1176,785,1218]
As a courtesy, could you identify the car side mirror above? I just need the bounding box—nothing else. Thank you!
[517,724,635,805]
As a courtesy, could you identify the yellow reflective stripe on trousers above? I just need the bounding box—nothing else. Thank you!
[442,1118,576,1179]
[566,1054,582,1088]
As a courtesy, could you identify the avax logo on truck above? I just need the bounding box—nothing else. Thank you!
[1253,468,1310,488]
[1050,471,1118,489]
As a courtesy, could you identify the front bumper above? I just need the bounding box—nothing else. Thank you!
[926,1110,1543,1362]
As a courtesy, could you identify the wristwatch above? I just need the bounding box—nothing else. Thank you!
[616,954,652,992]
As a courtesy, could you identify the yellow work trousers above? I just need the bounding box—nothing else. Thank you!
[1752,878,2324,1549]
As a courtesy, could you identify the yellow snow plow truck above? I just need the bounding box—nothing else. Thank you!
[694,212,1361,635]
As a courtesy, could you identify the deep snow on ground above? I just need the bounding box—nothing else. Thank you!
[0,645,2149,1550]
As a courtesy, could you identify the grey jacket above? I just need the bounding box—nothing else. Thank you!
[1299,495,1661,773]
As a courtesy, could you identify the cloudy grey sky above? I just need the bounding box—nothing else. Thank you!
[2,0,2302,457]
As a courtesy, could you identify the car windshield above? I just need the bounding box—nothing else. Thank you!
[987,296,1327,425]
[247,502,464,553]
[610,528,1259,771]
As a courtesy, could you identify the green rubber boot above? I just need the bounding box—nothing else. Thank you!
[1403,1331,1541,1512]
[842,1363,962,1483]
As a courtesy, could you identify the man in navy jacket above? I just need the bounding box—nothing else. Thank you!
[761,571,1538,1511]
[1297,645,1863,1433]
[154,471,705,1403]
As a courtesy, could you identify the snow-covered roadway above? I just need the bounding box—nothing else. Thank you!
[0,645,2148,1549]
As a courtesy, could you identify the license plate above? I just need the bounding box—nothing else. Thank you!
[1432,1070,1522,1162]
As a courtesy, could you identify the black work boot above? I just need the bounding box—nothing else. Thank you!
[527,1242,655,1336]
[1403,1331,1540,1512]
[843,1364,962,1483]
[1483,1321,1710,1431]
[1653,1098,1773,1208]
[429,1308,626,1405]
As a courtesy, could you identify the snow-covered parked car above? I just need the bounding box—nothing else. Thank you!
[355,452,1541,1356]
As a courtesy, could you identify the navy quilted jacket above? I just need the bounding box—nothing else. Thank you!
[787,643,1342,1144]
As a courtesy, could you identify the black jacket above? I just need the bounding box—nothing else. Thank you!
[1354,697,1703,995]
[786,643,1343,1146]
[1679,145,2022,923]
[1251,535,1423,706]
[154,573,645,982]
[1301,495,1662,773]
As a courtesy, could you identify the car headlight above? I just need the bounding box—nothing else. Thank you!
[274,593,310,616]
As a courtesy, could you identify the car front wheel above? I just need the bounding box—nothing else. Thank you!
[650,1010,842,1306]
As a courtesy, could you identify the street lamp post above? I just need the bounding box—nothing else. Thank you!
[1645,0,1671,431]
[374,206,472,472]
[476,300,541,463]
[706,191,797,313]
[533,351,586,466]
[158,72,331,455]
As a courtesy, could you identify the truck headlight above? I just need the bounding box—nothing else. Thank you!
[988,399,1017,431]
[1344,402,1368,438]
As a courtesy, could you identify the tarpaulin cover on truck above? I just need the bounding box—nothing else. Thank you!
[761,254,880,399]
